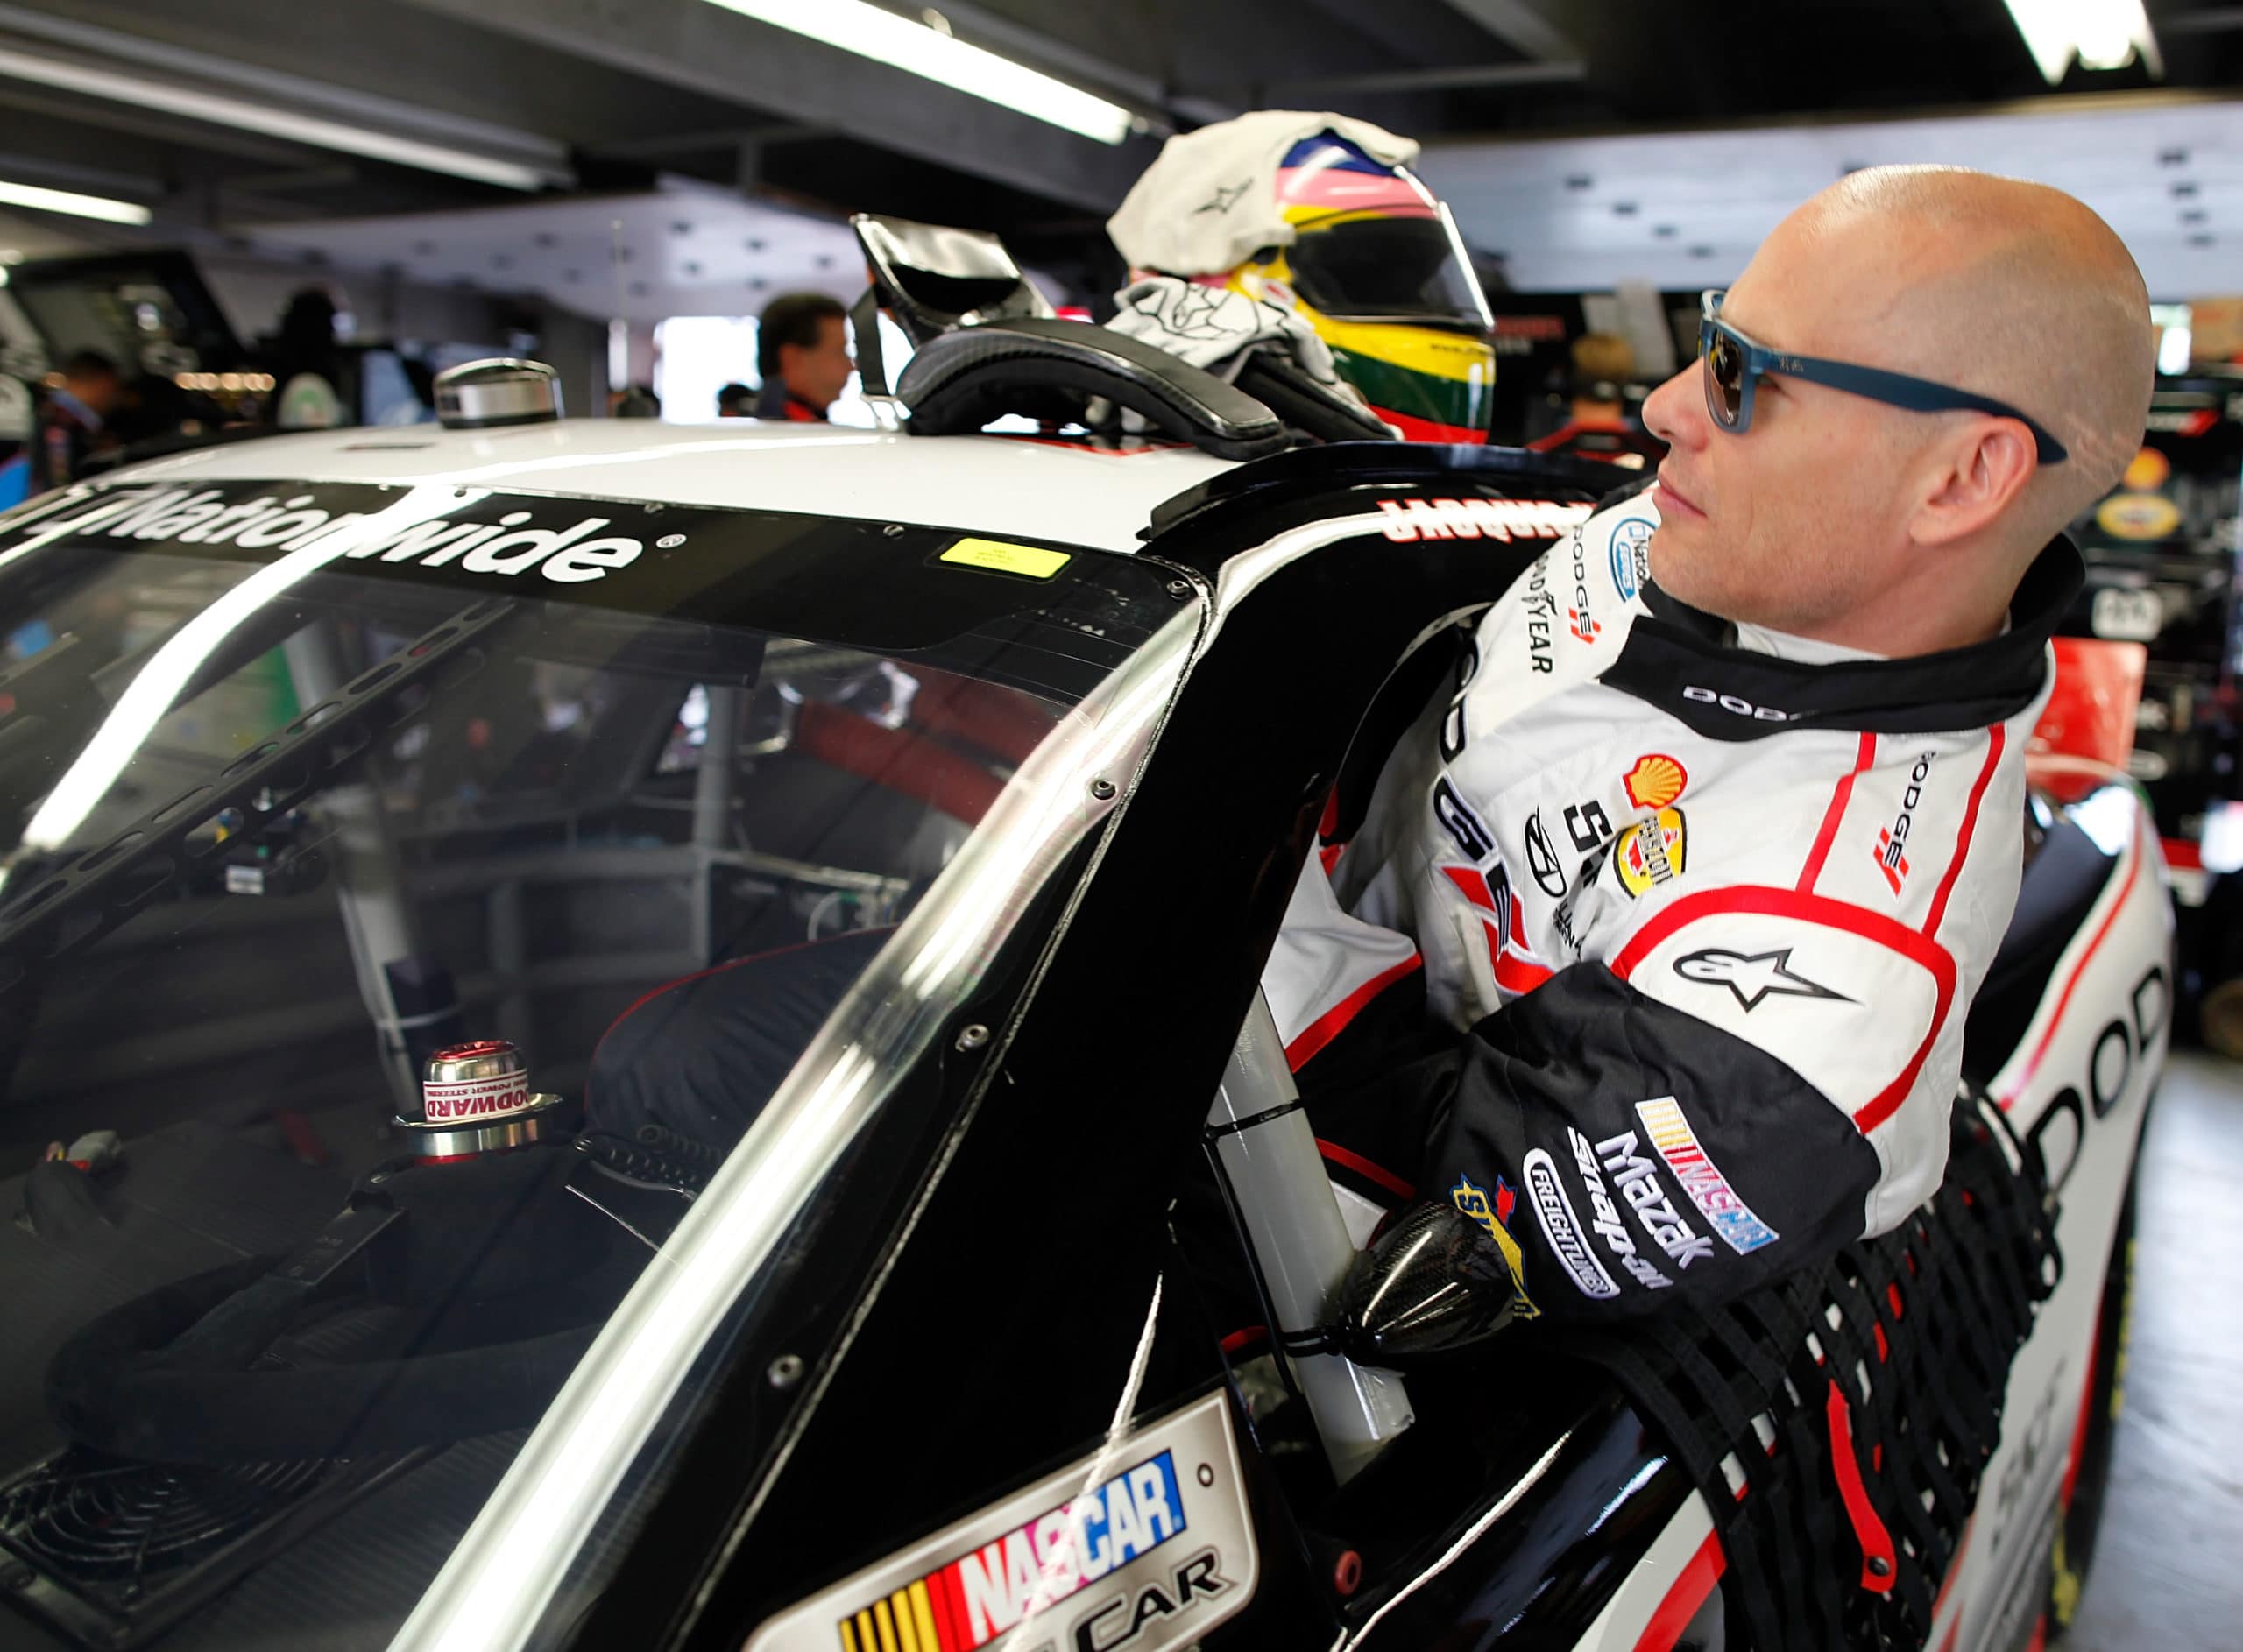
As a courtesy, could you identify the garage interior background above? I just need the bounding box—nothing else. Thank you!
[0,2,2234,1648]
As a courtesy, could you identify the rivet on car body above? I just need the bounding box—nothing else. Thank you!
[956,1024,989,1052]
[883,523,905,537]
[1090,777,1118,801]
[768,1354,804,1389]
[1165,578,1192,598]
[1867,1556,1893,1578]
[1333,1550,1363,1596]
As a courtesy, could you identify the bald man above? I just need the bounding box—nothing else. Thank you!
[1269,166,2154,1321]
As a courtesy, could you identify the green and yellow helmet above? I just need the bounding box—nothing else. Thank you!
[1221,131,1497,441]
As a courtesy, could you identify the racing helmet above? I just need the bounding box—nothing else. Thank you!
[1224,133,1497,442]
[1107,115,1497,443]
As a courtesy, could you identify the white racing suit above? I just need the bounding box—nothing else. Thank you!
[1269,484,2079,1320]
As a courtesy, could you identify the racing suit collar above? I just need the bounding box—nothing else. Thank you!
[1611,535,2084,740]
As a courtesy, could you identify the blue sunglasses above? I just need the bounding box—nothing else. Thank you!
[1699,290,2068,464]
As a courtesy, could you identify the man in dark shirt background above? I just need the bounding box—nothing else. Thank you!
[753,293,853,422]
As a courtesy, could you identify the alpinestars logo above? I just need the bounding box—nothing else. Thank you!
[1673,947,1851,1013]
[1873,752,1935,895]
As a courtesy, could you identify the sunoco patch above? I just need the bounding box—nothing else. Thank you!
[742,1392,1256,1652]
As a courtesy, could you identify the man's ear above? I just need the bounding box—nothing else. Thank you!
[1908,420,2037,548]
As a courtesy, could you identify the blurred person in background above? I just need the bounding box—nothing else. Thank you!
[263,286,349,429]
[34,350,123,490]
[754,292,852,422]
[716,381,754,418]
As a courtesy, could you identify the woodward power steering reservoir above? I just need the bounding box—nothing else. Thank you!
[394,1039,571,1160]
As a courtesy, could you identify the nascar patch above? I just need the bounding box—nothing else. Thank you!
[1635,1096,1780,1254]
[743,1392,1256,1652]
[1612,808,1686,897]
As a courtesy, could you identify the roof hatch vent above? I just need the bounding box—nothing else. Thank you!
[434,357,562,430]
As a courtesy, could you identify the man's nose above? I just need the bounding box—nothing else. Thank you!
[1641,361,1707,451]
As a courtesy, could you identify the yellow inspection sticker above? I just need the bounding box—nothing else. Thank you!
[938,537,1072,579]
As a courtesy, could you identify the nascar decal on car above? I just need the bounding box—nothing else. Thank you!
[742,1392,1256,1652]
[1449,1174,1541,1317]
[1567,1127,1668,1290]
[1520,1147,1617,1299]
[1592,1131,1716,1268]
[1622,752,1687,811]
[1673,946,1850,1013]
[1612,808,1687,897]
[1608,514,1652,603]
[1872,752,1935,896]
[1633,1097,1779,1254]
[1372,497,1592,544]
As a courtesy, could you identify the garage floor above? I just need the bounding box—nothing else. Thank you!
[2064,1049,2243,1650]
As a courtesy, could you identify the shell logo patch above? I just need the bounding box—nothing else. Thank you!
[1613,808,1687,897]
[1623,752,1688,811]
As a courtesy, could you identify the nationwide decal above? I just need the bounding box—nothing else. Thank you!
[40,484,651,583]
[1623,752,1688,811]
[1374,497,1592,544]
[745,1393,1256,1652]
[1521,1147,1617,1298]
[1567,529,1598,642]
[1524,810,1566,896]
[1613,808,1687,897]
[1872,752,1935,896]
[1609,514,1652,603]
[1673,946,1851,1013]
[1594,1131,1716,1268]
[1449,1173,1540,1317]
[1568,1128,1669,1289]
[1634,1096,1780,1254]
[1521,552,1557,674]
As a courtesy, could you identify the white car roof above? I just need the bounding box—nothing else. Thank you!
[110,420,1237,554]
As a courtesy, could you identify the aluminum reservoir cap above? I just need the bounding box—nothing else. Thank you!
[415,1039,535,1126]
[434,357,562,430]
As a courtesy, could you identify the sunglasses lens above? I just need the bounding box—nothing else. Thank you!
[1705,332,1744,427]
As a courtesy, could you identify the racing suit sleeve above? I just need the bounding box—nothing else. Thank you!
[1306,958,1884,1323]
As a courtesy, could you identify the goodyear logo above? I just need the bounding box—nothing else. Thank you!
[1636,1096,1779,1254]
[1448,1174,1539,1319]
[1613,808,1686,897]
[836,1451,1185,1650]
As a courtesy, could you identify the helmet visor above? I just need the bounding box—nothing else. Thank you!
[1285,213,1491,329]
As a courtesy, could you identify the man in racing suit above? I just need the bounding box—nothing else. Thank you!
[1269,166,2157,1320]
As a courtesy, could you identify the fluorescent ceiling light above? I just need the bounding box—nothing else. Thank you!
[0,46,550,190]
[2001,0,2162,84]
[0,177,150,225]
[702,0,1134,145]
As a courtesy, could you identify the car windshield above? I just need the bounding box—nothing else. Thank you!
[0,478,1190,1652]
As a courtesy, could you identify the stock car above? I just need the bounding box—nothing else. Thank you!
[0,257,2173,1652]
